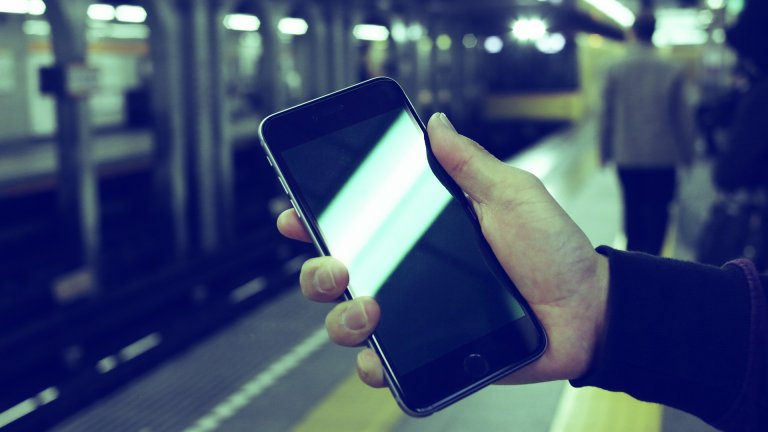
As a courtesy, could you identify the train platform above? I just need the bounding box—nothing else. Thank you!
[0,118,262,191]
[0,0,756,429]
[47,119,720,432]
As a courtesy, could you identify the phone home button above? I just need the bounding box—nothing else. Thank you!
[463,353,489,378]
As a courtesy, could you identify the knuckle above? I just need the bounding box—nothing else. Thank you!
[450,152,473,177]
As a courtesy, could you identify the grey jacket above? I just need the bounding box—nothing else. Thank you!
[600,44,695,167]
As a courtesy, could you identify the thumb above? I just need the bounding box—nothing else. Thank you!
[427,113,509,203]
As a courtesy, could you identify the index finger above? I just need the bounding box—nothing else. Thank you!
[277,209,312,243]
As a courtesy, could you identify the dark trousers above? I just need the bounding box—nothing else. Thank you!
[617,167,677,256]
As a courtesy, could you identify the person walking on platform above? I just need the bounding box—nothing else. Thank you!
[599,11,695,255]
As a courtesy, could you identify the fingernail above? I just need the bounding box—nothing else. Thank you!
[312,266,337,294]
[439,112,456,132]
[357,350,377,378]
[342,300,369,331]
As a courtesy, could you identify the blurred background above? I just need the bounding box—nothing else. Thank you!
[0,0,752,431]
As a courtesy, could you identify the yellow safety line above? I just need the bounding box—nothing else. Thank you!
[547,221,677,432]
[549,383,662,432]
[291,371,403,432]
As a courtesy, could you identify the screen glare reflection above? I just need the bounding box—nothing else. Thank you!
[318,111,452,297]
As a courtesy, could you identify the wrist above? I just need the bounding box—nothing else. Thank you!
[590,254,610,362]
[571,252,610,380]
[593,254,611,346]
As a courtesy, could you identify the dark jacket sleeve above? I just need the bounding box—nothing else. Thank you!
[570,247,767,431]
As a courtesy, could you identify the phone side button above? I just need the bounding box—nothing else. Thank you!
[463,353,489,378]
[266,155,273,167]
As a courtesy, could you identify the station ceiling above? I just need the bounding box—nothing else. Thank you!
[410,0,704,37]
[420,0,697,11]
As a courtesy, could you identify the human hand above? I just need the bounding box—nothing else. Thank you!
[277,112,610,388]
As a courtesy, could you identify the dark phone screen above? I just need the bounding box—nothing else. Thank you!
[280,107,525,375]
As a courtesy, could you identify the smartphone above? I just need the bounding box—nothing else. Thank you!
[259,77,546,416]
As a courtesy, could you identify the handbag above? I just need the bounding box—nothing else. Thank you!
[696,190,768,270]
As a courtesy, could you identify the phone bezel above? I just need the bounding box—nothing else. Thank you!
[259,77,547,416]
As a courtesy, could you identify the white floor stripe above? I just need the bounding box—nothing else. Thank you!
[548,382,580,432]
[183,327,328,432]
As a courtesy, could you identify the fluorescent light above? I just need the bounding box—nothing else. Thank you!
[462,33,478,49]
[484,36,503,54]
[436,34,452,51]
[726,0,745,17]
[698,9,714,25]
[0,0,28,13]
[87,4,115,21]
[278,17,308,35]
[707,0,725,9]
[582,0,635,27]
[223,13,260,32]
[653,28,707,46]
[0,0,44,15]
[511,18,547,42]
[406,23,423,41]
[535,32,566,54]
[26,0,43,15]
[390,21,407,43]
[353,24,389,41]
[653,8,708,46]
[115,5,146,23]
[712,28,725,44]
[22,19,49,35]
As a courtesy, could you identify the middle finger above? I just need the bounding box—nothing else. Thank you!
[300,256,349,302]
[325,297,380,347]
